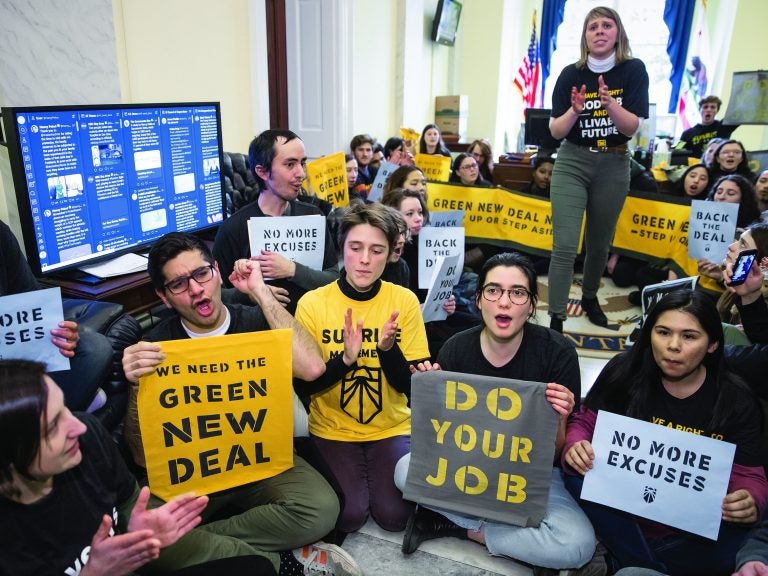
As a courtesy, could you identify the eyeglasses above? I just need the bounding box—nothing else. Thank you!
[481,284,531,305]
[460,163,478,171]
[164,265,215,294]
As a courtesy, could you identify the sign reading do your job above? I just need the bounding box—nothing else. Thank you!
[404,371,558,527]
[138,330,294,501]
[581,411,736,540]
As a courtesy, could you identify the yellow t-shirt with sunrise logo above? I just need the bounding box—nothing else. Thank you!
[296,280,429,441]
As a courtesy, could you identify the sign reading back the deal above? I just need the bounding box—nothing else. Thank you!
[248,214,326,271]
[581,410,735,540]
[404,371,558,527]
[421,254,461,323]
[306,152,348,206]
[138,330,294,501]
[429,210,464,228]
[0,287,68,372]
[687,200,738,260]
[418,226,464,289]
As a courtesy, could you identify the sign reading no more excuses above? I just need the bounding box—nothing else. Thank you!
[0,287,69,372]
[581,411,735,540]
[248,214,326,271]
[138,330,294,501]
[404,371,558,527]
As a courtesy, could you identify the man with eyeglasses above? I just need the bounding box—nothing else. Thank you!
[121,232,362,576]
[395,252,600,574]
[213,129,339,314]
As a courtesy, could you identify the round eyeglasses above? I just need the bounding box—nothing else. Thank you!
[481,284,531,305]
[164,265,215,294]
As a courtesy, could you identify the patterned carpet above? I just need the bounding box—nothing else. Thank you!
[533,275,641,359]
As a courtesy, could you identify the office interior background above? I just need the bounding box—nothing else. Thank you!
[0,0,766,246]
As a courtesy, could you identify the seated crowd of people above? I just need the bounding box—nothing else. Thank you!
[3,109,768,576]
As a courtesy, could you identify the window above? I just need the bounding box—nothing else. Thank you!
[543,0,672,124]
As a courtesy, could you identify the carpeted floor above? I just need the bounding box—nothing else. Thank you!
[533,275,641,359]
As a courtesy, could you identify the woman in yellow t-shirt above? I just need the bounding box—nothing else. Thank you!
[295,202,430,534]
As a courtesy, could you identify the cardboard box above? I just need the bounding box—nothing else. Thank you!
[436,115,467,139]
[435,95,468,116]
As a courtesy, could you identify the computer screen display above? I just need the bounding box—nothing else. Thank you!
[2,102,225,276]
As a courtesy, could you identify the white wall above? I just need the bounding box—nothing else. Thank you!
[114,0,266,153]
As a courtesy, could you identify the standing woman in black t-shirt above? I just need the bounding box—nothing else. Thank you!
[547,6,649,333]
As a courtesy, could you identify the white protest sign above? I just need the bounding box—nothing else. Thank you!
[0,287,69,372]
[418,226,464,289]
[581,410,735,540]
[429,210,464,228]
[421,254,461,323]
[687,200,738,260]
[367,161,399,203]
[248,215,326,270]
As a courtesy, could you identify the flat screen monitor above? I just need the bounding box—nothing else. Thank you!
[524,108,562,151]
[431,0,462,47]
[2,102,226,277]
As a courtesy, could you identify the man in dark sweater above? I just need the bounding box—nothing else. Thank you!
[121,231,360,576]
[0,220,112,410]
[677,95,738,158]
[213,129,338,314]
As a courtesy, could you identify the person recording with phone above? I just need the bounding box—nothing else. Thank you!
[721,222,768,343]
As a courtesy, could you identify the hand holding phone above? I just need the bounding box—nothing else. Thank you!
[727,249,758,286]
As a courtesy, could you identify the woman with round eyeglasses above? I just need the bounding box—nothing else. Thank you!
[449,153,491,187]
[393,252,596,572]
[467,139,494,182]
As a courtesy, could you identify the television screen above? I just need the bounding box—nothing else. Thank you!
[431,0,462,47]
[2,102,226,277]
[524,108,562,151]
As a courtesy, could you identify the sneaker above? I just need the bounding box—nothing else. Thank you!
[550,316,564,333]
[401,506,468,555]
[293,542,362,576]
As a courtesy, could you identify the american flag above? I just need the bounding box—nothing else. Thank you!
[513,11,541,109]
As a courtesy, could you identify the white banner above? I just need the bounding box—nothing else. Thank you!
[418,226,464,289]
[687,200,738,261]
[0,287,68,372]
[368,161,399,203]
[248,215,326,271]
[421,254,461,323]
[429,210,464,228]
[581,411,735,540]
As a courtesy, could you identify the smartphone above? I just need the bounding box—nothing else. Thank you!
[728,249,758,286]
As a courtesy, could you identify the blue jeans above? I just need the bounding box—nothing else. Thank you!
[564,474,752,575]
[548,140,630,319]
[395,454,596,569]
[51,325,113,411]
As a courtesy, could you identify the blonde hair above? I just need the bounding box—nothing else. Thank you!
[576,6,632,69]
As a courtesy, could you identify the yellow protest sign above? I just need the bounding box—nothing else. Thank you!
[306,152,348,207]
[428,182,584,254]
[138,330,294,501]
[612,193,722,294]
[415,153,452,182]
[400,127,420,153]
